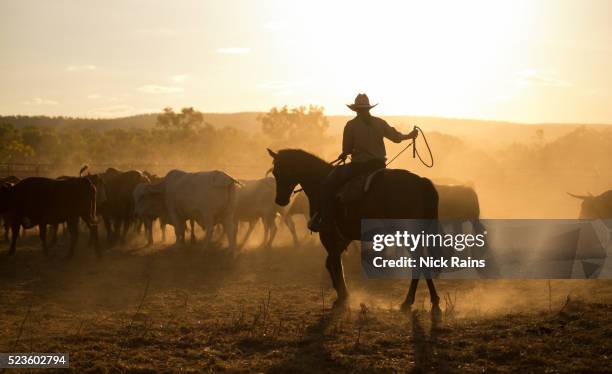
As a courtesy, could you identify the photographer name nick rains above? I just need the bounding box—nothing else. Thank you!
[372,256,486,269]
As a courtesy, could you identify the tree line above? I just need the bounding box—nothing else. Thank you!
[0,106,332,169]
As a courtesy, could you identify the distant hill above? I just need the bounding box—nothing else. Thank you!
[1,112,610,148]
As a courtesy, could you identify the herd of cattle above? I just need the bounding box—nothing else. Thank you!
[0,167,610,258]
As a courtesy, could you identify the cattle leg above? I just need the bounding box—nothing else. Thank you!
[3,221,8,242]
[8,221,20,255]
[49,224,59,247]
[190,219,196,244]
[200,217,215,249]
[112,219,122,245]
[82,216,100,258]
[120,217,131,244]
[66,218,79,258]
[266,216,278,248]
[260,218,270,248]
[144,217,154,246]
[160,219,166,243]
[39,224,49,256]
[135,219,143,234]
[283,214,300,247]
[222,215,237,251]
[240,221,257,248]
[173,219,186,245]
[103,217,113,246]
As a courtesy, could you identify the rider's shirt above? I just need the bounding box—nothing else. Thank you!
[342,115,404,163]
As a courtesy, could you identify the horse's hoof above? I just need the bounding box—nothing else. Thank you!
[431,303,442,315]
[332,298,348,310]
[400,302,412,313]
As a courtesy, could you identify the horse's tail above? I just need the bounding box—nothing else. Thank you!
[421,177,439,220]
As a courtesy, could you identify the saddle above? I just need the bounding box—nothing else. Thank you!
[336,169,386,204]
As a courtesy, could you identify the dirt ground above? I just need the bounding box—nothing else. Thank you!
[0,228,611,373]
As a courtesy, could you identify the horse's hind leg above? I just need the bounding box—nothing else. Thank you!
[424,269,440,311]
[401,277,420,311]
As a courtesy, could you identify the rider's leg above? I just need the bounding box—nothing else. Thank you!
[309,165,348,232]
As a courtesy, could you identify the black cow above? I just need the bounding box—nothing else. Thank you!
[0,176,21,241]
[0,177,99,257]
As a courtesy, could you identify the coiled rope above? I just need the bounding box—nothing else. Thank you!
[385,125,434,168]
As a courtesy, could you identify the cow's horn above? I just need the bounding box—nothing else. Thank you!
[79,165,89,176]
[265,167,273,176]
[567,192,589,200]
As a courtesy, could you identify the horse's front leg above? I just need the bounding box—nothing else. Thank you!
[321,233,350,308]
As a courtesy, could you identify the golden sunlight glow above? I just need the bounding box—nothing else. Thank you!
[269,0,534,117]
[1,0,610,123]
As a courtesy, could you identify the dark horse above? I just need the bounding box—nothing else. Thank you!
[267,148,441,311]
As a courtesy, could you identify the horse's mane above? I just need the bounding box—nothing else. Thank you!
[276,149,330,170]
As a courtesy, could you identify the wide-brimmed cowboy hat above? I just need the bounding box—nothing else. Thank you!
[347,93,378,111]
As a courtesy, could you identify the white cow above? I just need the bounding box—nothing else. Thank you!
[234,177,283,248]
[163,169,239,250]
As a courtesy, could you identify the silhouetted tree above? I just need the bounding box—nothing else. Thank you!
[156,107,204,131]
[258,105,329,141]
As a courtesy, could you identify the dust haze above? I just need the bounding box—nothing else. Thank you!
[0,108,610,372]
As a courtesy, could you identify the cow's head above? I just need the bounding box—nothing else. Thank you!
[568,192,599,219]
[267,148,297,206]
[0,182,13,212]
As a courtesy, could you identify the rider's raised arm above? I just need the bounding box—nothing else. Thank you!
[382,119,418,142]
[381,119,406,143]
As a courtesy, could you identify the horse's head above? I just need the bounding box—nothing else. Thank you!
[267,148,298,206]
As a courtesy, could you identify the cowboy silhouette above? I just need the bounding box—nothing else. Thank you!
[309,93,419,232]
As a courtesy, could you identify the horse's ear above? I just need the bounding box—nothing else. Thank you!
[267,148,277,158]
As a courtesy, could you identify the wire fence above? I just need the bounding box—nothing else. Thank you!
[0,162,270,180]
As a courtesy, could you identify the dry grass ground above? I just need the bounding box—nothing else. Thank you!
[0,230,611,373]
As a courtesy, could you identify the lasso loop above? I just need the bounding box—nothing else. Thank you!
[386,125,434,168]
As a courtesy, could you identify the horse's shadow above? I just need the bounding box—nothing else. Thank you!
[409,309,451,373]
[267,306,450,373]
[266,308,352,373]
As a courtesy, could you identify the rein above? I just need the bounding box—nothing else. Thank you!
[286,126,433,196]
[291,157,343,195]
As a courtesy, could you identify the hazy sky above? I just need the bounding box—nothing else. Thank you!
[1,0,611,123]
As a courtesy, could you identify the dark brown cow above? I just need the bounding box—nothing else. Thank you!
[98,168,150,245]
[434,184,483,231]
[0,177,99,257]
